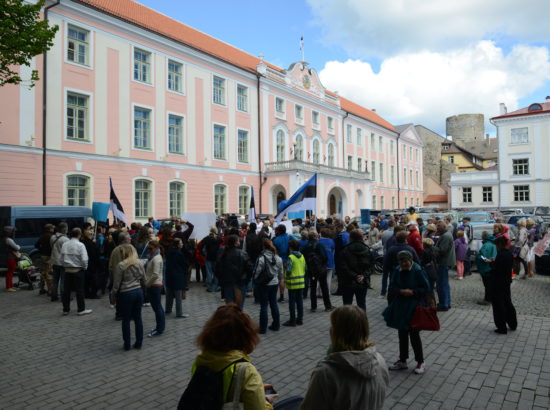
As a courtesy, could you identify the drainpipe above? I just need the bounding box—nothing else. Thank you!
[489,118,500,209]
[342,112,349,168]
[256,73,263,214]
[42,0,61,205]
[396,132,401,209]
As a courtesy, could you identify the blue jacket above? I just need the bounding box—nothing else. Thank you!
[273,233,290,262]
[319,237,335,269]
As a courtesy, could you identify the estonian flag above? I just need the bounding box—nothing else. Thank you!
[275,174,317,222]
[248,186,256,223]
[109,177,127,226]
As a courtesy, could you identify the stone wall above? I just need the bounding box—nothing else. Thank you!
[446,114,484,144]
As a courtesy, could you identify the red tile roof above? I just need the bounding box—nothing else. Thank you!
[492,101,550,120]
[76,0,396,131]
[424,195,448,203]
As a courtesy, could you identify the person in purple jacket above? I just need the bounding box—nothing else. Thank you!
[454,230,468,280]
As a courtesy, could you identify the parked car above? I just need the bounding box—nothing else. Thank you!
[506,215,548,237]
[459,211,495,226]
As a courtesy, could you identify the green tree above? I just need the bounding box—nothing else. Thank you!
[0,0,59,87]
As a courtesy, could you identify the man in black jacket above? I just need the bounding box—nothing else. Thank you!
[202,228,221,292]
[36,224,54,296]
[215,235,252,309]
[302,231,333,312]
[491,236,517,334]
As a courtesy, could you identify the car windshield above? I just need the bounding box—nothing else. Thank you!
[464,214,488,222]
[535,207,550,215]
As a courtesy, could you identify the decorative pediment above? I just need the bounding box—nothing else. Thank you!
[286,62,325,98]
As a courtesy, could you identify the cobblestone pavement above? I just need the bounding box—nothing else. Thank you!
[1,272,549,409]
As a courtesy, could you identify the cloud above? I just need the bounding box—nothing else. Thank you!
[319,41,550,134]
[307,0,550,57]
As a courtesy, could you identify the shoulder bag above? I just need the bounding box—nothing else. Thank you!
[410,294,440,331]
[222,362,249,410]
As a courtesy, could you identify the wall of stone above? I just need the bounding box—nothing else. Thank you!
[446,114,484,144]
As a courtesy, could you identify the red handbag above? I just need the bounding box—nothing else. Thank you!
[410,296,440,331]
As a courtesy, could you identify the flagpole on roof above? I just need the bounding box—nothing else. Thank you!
[300,36,305,62]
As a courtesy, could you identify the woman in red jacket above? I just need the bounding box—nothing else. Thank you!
[406,223,423,257]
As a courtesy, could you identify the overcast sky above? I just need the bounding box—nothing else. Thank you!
[138,0,550,136]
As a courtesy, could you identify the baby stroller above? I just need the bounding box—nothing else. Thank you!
[16,254,40,290]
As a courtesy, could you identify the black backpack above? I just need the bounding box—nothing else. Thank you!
[178,359,246,410]
[254,254,276,286]
[305,244,325,279]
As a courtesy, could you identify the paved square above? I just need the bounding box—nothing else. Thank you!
[1,272,549,409]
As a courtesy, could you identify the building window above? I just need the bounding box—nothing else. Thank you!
[390,141,394,156]
[371,161,376,181]
[134,107,151,149]
[415,170,419,187]
[67,25,89,66]
[169,182,184,216]
[372,195,376,210]
[514,185,530,202]
[391,165,395,184]
[312,111,319,126]
[482,186,493,203]
[379,136,383,152]
[409,147,413,160]
[168,114,183,154]
[512,158,529,175]
[213,76,225,105]
[213,125,226,160]
[416,198,420,207]
[66,175,89,207]
[133,48,151,84]
[448,156,454,163]
[237,85,248,112]
[295,104,303,121]
[410,170,413,187]
[135,179,151,218]
[403,145,406,159]
[237,130,248,163]
[313,140,320,164]
[357,128,362,145]
[346,124,352,143]
[275,97,285,114]
[511,127,528,144]
[379,163,384,182]
[66,92,89,141]
[380,196,385,209]
[357,158,362,172]
[295,135,304,161]
[403,168,407,185]
[276,130,285,162]
[238,186,250,215]
[328,144,335,167]
[328,117,334,131]
[347,155,353,170]
[404,197,408,208]
[443,144,449,151]
[167,60,183,92]
[214,184,226,215]
[415,149,419,162]
[462,187,472,203]
[391,196,396,209]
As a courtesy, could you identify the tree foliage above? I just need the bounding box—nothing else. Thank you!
[0,0,59,87]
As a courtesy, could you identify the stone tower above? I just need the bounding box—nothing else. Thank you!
[446,114,484,145]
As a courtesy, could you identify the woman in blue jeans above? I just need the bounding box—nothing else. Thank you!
[111,245,145,350]
[253,240,282,334]
[144,240,165,337]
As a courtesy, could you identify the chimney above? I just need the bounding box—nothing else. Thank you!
[499,103,507,115]
[546,96,550,102]
[371,108,376,112]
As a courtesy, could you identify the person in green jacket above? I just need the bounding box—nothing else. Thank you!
[476,232,497,305]
[383,251,430,375]
[284,239,306,327]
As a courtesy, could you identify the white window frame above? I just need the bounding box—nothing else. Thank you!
[372,195,377,210]
[212,75,226,106]
[168,180,186,217]
[327,116,334,133]
[380,196,385,209]
[370,133,375,149]
[132,46,153,86]
[237,128,249,164]
[312,111,320,129]
[212,123,227,161]
[415,170,419,187]
[346,124,352,143]
[312,138,321,165]
[65,173,92,207]
[275,97,285,117]
[511,127,529,145]
[512,158,529,176]
[513,185,530,202]
[133,177,154,219]
[275,128,287,162]
[64,88,93,143]
[403,167,407,186]
[294,104,304,124]
[167,112,185,155]
[379,163,384,183]
[391,165,395,185]
[379,136,383,153]
[213,183,228,215]
[392,196,396,209]
[390,140,395,156]
[357,128,362,146]
[167,58,184,94]
[448,156,454,163]
[327,143,335,167]
[238,185,251,215]
[462,187,472,203]
[65,22,93,69]
[294,133,305,161]
[236,84,249,113]
[371,161,376,181]
[347,155,353,170]
[132,103,154,151]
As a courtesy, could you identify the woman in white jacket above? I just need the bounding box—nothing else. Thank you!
[301,306,389,410]
[144,240,165,337]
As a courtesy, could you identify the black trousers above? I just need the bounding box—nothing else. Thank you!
[62,270,86,313]
[513,257,528,276]
[398,329,423,363]
[310,271,332,310]
[481,275,492,302]
[492,285,517,332]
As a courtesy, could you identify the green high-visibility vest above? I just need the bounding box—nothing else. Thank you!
[286,254,306,290]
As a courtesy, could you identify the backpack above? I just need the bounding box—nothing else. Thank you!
[305,244,325,279]
[178,359,246,410]
[253,254,276,286]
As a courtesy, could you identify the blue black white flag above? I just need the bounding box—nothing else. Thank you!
[248,186,256,223]
[275,174,317,222]
[109,177,127,226]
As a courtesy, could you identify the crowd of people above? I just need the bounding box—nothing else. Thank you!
[1,205,534,409]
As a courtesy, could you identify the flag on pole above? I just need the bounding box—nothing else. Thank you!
[300,36,305,61]
[248,186,256,223]
[109,177,127,226]
[275,174,317,222]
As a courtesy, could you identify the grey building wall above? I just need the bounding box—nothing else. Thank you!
[446,114,484,144]
[415,125,456,188]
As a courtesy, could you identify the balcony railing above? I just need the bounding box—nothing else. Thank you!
[264,159,371,180]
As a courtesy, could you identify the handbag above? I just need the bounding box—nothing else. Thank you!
[410,296,440,331]
[222,362,249,410]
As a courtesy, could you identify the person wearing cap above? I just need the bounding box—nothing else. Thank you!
[405,207,419,224]
[422,223,437,240]
[383,250,430,375]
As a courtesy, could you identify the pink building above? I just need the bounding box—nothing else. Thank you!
[0,0,423,221]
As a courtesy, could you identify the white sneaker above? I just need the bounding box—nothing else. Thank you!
[389,360,408,370]
[77,309,92,316]
[414,362,425,374]
[143,303,151,307]
[176,313,190,318]
[109,304,115,309]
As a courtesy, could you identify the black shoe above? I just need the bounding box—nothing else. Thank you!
[331,291,342,296]
[124,344,131,351]
[494,329,507,334]
[509,325,517,331]
[133,343,142,349]
[268,324,279,331]
[310,308,317,313]
[282,320,296,327]
[115,316,122,321]
[436,307,449,312]
[296,320,303,326]
[51,297,58,302]
[39,289,47,295]
[325,307,335,312]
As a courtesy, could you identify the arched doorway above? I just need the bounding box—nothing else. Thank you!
[329,194,337,215]
[270,184,287,214]
[326,187,347,217]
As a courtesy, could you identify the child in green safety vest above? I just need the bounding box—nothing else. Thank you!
[284,239,306,327]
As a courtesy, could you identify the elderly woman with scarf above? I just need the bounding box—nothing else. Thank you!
[144,240,165,337]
